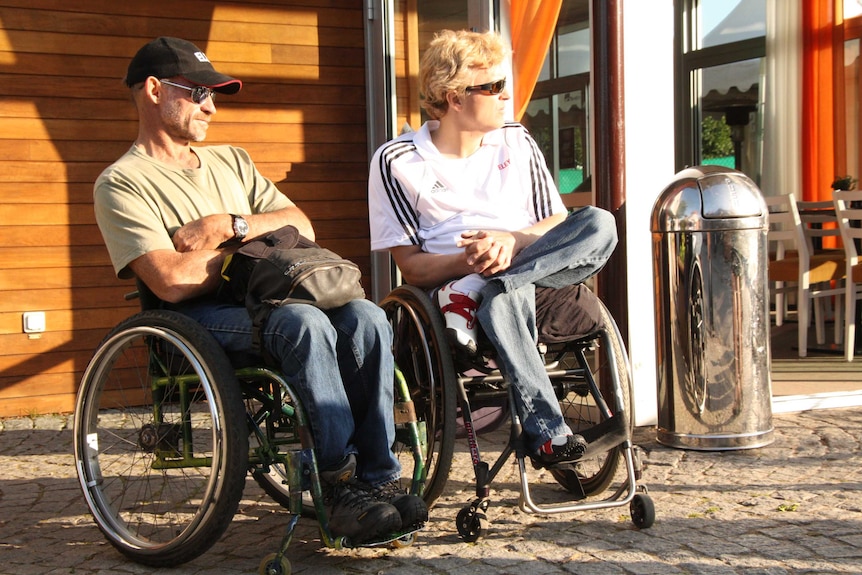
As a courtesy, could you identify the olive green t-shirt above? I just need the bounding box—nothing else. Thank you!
[94,144,290,278]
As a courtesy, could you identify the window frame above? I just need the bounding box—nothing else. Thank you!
[675,0,766,173]
[838,10,862,183]
[526,0,592,204]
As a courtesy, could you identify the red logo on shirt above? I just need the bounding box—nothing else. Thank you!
[498,159,511,170]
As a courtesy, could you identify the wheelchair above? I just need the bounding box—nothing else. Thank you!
[72,285,426,575]
[380,283,655,541]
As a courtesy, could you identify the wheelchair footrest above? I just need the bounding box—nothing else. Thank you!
[579,413,629,458]
[347,524,423,548]
[526,413,627,471]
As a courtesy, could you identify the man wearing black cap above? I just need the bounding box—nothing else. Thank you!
[93,37,427,544]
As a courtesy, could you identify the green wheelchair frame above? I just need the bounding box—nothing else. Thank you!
[73,308,426,575]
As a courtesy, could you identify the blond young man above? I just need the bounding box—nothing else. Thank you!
[368,30,618,465]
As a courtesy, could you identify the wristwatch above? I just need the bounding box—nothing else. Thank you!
[231,214,249,240]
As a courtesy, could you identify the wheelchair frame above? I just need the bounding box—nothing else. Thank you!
[380,284,654,541]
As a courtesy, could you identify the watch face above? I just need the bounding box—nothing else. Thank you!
[234,216,249,238]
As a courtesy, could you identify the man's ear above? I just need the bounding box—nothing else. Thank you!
[142,76,161,104]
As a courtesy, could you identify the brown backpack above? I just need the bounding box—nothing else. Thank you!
[218,225,365,355]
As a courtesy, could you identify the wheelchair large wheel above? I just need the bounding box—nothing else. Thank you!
[74,310,248,567]
[381,285,458,507]
[549,299,632,496]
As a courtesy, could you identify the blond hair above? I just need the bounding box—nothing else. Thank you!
[419,29,508,120]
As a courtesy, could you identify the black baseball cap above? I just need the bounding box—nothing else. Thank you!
[124,37,242,94]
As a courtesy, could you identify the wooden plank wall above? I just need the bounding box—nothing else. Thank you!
[0,0,369,417]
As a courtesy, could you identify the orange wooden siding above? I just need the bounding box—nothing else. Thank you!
[0,0,372,416]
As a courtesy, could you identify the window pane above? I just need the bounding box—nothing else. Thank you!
[698,57,763,181]
[391,0,470,132]
[558,27,590,77]
[523,99,553,162]
[522,90,589,195]
[699,0,766,49]
[538,52,551,82]
[846,0,862,19]
[417,1,468,56]
[558,91,588,193]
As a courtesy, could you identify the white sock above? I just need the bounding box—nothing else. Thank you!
[549,425,575,447]
[449,273,486,297]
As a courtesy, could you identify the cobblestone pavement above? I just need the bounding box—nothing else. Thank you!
[1,408,861,575]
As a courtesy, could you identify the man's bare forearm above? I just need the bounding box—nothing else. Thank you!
[129,247,231,303]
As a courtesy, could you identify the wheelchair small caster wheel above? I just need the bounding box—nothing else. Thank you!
[259,553,291,575]
[630,493,655,529]
[456,505,487,542]
[391,532,416,548]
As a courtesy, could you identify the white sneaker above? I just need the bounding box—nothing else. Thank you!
[437,280,481,355]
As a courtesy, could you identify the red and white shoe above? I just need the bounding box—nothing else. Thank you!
[437,280,481,356]
[536,434,588,465]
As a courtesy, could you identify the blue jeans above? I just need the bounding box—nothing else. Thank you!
[178,297,400,486]
[477,206,618,451]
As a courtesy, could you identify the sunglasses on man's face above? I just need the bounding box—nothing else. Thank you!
[465,78,506,96]
[160,79,216,104]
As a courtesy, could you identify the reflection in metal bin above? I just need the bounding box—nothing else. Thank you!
[650,166,773,450]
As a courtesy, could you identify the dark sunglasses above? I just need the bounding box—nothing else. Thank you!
[465,78,506,96]
[160,79,216,104]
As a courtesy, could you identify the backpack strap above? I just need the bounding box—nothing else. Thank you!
[251,304,278,366]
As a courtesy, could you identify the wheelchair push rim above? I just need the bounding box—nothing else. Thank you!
[381,285,458,507]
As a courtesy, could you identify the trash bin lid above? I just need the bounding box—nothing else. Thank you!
[650,166,767,232]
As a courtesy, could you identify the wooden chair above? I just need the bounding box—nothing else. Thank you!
[797,198,844,254]
[796,198,846,345]
[831,190,862,361]
[765,193,845,357]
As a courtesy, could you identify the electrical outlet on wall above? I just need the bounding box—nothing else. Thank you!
[23,311,46,334]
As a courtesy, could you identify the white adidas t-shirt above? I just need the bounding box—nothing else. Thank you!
[368,121,566,255]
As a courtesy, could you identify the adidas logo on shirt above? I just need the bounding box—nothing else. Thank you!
[429,180,448,193]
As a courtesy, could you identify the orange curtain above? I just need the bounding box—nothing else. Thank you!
[511,0,563,121]
[801,0,835,202]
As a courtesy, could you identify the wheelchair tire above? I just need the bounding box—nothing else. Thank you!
[381,285,458,507]
[73,310,248,567]
[550,298,632,496]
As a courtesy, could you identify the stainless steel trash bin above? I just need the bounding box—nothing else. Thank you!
[651,166,774,450]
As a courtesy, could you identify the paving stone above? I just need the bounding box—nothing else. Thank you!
[2,417,34,431]
[1,408,861,574]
